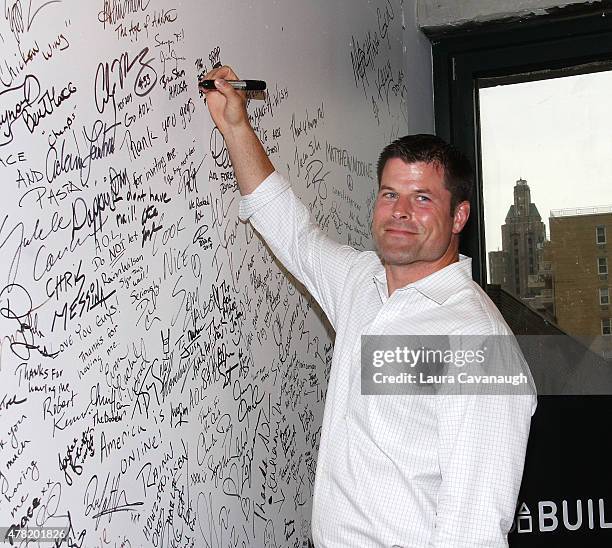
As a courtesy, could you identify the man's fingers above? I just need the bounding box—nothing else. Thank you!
[213,78,247,105]
[213,78,230,91]
[200,65,248,131]
[201,66,240,95]
[204,65,238,82]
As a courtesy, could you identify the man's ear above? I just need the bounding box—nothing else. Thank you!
[452,200,470,234]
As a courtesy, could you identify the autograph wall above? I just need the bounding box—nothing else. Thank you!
[0,1,417,545]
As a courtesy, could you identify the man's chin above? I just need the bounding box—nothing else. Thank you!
[373,237,419,265]
[377,249,417,266]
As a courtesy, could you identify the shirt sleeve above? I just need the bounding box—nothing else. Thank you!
[238,171,360,329]
[430,392,534,547]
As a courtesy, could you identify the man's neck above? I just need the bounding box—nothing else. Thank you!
[385,251,460,296]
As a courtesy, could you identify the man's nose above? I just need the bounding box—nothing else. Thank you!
[392,197,411,219]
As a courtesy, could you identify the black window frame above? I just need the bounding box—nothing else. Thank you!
[429,5,612,286]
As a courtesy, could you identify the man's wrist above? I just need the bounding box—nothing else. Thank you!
[223,121,255,144]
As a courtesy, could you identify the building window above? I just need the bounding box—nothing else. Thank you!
[600,288,609,305]
[602,318,611,335]
[598,257,608,275]
[596,225,607,244]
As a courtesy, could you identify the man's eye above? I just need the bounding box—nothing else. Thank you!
[416,195,430,202]
[383,192,397,198]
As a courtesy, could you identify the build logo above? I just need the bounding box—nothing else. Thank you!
[511,498,612,533]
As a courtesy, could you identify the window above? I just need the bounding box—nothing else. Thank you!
[602,318,611,335]
[432,10,612,281]
[600,287,609,305]
[599,257,608,275]
[432,7,612,359]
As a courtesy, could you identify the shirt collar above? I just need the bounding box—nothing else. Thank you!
[373,255,473,305]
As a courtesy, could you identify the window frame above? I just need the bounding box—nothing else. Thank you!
[600,287,610,306]
[430,7,612,285]
[602,318,611,335]
[599,257,609,275]
[596,225,607,244]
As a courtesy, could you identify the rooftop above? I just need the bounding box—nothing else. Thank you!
[550,205,612,218]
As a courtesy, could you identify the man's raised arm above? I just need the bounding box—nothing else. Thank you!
[201,65,274,195]
[200,65,360,329]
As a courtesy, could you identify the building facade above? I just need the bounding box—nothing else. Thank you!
[549,206,612,357]
[489,179,548,299]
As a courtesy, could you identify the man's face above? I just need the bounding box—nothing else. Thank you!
[372,159,468,267]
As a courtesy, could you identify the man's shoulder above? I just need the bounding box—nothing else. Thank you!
[347,250,383,276]
[445,280,513,336]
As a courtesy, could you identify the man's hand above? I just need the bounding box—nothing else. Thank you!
[199,64,274,195]
[201,65,250,137]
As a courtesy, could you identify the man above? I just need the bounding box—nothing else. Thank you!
[202,66,537,547]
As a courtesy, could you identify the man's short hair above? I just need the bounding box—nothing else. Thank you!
[377,134,474,213]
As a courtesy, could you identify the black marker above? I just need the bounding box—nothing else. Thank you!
[198,79,267,91]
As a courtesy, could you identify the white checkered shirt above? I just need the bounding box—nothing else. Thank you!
[239,171,537,548]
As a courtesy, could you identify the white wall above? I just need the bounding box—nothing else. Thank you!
[0,1,433,546]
